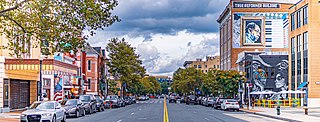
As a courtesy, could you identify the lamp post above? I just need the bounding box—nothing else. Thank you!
[239,72,243,108]
[39,55,47,101]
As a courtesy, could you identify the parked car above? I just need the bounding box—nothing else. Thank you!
[94,95,105,112]
[20,101,66,122]
[105,95,120,108]
[63,99,85,117]
[138,96,147,101]
[169,95,177,103]
[186,95,198,105]
[221,99,240,111]
[201,97,207,105]
[79,94,97,114]
[179,96,185,103]
[130,96,136,103]
[213,98,226,109]
[119,98,126,107]
[203,97,215,107]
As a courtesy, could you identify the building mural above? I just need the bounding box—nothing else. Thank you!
[245,54,288,98]
[233,12,289,48]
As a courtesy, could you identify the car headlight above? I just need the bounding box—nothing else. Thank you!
[42,113,52,117]
[21,114,27,117]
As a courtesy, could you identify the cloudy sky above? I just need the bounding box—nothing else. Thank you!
[87,0,228,76]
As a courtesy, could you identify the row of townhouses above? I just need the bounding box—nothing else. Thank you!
[0,35,111,112]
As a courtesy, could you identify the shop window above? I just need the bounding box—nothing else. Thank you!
[87,60,91,71]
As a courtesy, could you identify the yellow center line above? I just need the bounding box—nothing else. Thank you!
[164,97,169,122]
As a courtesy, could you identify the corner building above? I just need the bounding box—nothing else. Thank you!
[217,0,299,71]
[289,0,320,107]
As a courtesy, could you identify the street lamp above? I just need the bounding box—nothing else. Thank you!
[39,55,47,101]
[239,72,243,108]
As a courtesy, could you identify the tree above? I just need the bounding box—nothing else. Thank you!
[0,0,120,57]
[106,38,145,96]
[172,67,204,94]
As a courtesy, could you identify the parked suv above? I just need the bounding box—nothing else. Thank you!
[186,95,198,105]
[213,98,226,109]
[105,95,120,108]
[221,99,240,111]
[79,94,97,114]
[94,95,105,112]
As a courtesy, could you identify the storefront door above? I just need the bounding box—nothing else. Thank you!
[10,80,30,109]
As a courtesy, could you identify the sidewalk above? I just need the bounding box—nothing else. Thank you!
[240,106,320,122]
[0,111,22,118]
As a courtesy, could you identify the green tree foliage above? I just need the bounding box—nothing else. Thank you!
[136,76,161,95]
[107,79,119,95]
[106,38,145,95]
[172,68,244,98]
[0,0,120,57]
[172,67,205,94]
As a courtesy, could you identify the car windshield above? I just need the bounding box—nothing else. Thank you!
[65,100,78,106]
[36,102,54,109]
[226,100,237,102]
[189,95,195,99]
[80,96,91,102]
[29,102,41,109]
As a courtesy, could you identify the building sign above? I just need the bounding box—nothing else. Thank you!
[233,2,280,8]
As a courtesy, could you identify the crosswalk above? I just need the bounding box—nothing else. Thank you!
[136,100,163,104]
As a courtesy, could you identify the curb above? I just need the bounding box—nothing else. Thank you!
[240,109,302,122]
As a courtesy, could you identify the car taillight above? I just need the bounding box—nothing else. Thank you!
[235,103,238,105]
[226,102,230,104]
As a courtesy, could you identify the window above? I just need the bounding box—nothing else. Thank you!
[291,13,295,31]
[303,32,308,50]
[304,57,308,74]
[266,38,272,42]
[194,65,197,68]
[87,78,91,90]
[291,37,295,54]
[297,10,301,28]
[303,6,308,25]
[266,45,272,47]
[198,65,202,68]
[87,60,91,71]
[205,65,207,68]
[292,61,295,76]
[297,35,301,52]
[266,21,272,25]
[214,65,216,68]
[217,65,219,68]
[297,59,301,75]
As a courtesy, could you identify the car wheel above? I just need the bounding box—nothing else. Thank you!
[82,109,86,116]
[90,107,93,114]
[102,107,105,111]
[62,114,67,122]
[52,115,56,122]
[76,110,79,118]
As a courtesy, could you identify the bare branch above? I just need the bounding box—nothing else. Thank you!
[0,14,26,33]
[0,0,29,14]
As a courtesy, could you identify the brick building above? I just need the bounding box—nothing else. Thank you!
[183,56,220,73]
[217,0,299,71]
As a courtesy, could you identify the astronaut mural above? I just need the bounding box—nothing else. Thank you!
[248,54,288,99]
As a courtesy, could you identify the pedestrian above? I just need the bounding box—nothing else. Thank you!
[251,97,255,109]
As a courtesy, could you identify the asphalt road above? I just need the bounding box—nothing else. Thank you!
[67,98,285,122]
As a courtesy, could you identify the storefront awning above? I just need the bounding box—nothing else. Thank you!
[6,70,39,81]
[298,82,308,90]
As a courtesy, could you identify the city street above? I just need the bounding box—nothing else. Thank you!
[68,99,285,122]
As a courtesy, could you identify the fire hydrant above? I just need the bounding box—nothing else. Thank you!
[276,106,280,115]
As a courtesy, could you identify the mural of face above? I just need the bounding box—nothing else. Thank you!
[275,74,285,88]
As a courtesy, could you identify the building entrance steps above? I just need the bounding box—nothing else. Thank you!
[240,106,320,122]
